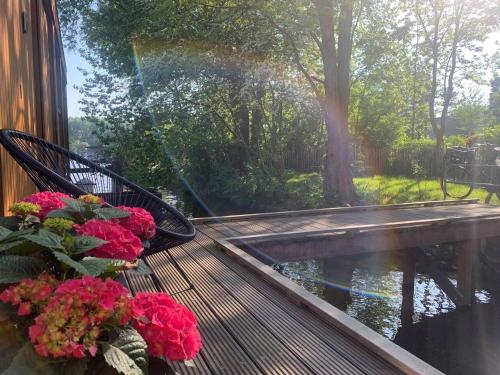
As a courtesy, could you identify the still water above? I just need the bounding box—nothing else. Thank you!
[278,249,500,375]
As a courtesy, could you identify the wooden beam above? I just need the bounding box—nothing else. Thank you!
[191,199,480,224]
[415,249,462,306]
[400,251,415,327]
[231,215,500,262]
[456,240,475,306]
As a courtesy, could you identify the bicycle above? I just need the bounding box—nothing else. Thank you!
[441,144,500,200]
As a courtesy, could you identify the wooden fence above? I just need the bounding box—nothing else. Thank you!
[270,145,440,178]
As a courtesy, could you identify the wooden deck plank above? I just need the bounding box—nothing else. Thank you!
[179,238,371,375]
[168,247,314,374]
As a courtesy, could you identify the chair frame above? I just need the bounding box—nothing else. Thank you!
[0,129,196,291]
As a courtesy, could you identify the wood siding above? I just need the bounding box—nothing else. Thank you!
[0,0,68,215]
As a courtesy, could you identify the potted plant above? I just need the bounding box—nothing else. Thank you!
[0,192,202,374]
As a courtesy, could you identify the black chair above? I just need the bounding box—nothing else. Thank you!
[0,129,195,290]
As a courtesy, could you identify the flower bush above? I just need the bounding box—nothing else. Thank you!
[29,276,132,359]
[75,219,143,261]
[21,191,70,219]
[115,206,156,240]
[0,192,202,373]
[0,273,59,316]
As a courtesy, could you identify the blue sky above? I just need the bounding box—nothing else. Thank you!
[65,31,499,118]
[65,48,90,117]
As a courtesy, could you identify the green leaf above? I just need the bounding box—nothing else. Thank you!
[127,259,152,276]
[51,251,90,275]
[25,230,64,250]
[0,256,45,284]
[0,343,59,375]
[102,328,148,375]
[0,241,24,253]
[0,217,21,230]
[58,359,88,375]
[0,227,12,241]
[94,208,131,220]
[24,216,40,225]
[60,198,85,211]
[79,257,125,277]
[45,209,76,220]
[71,236,108,254]
[2,228,34,243]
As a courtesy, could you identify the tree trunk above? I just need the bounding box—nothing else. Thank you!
[316,0,356,204]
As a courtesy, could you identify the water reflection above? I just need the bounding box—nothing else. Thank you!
[279,248,499,375]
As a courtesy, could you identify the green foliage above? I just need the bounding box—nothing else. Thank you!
[381,139,438,178]
[1,343,60,375]
[0,202,137,282]
[479,124,500,145]
[57,0,498,208]
[0,256,46,284]
[48,198,130,223]
[71,236,108,254]
[452,93,495,133]
[101,328,148,375]
[26,230,65,251]
[68,117,100,154]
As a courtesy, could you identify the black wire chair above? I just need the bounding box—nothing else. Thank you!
[0,129,195,291]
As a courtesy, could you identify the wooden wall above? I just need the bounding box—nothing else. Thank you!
[0,0,68,215]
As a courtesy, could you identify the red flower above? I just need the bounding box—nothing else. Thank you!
[22,191,70,219]
[75,219,143,261]
[132,292,202,361]
[29,276,132,359]
[115,206,156,240]
[0,273,59,316]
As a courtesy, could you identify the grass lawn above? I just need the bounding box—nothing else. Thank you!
[354,175,500,205]
[285,173,499,206]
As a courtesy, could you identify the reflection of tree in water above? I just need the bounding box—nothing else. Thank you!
[278,259,324,297]
[347,268,402,339]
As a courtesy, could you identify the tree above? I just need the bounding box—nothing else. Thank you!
[452,90,494,133]
[262,0,359,204]
[415,0,496,165]
[490,54,500,122]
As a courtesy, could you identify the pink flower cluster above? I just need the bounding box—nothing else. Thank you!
[28,276,132,359]
[75,219,143,261]
[115,206,156,239]
[19,192,158,263]
[1,274,202,362]
[0,273,59,316]
[22,191,69,219]
[132,293,202,361]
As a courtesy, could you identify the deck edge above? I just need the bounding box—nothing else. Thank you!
[190,199,479,224]
[215,237,445,375]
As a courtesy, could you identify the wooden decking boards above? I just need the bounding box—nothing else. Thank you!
[125,200,500,375]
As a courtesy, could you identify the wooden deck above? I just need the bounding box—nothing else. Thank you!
[125,200,500,375]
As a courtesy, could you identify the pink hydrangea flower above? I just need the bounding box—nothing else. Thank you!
[75,219,143,261]
[21,191,70,219]
[115,206,156,240]
[28,276,132,359]
[132,292,202,361]
[0,273,59,316]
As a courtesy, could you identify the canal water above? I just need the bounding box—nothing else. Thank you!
[278,247,500,375]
